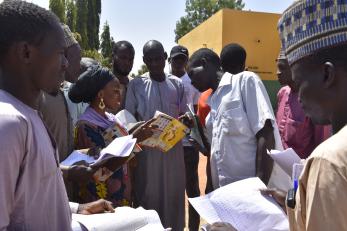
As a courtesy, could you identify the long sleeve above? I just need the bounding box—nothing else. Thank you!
[0,116,27,230]
[178,82,188,115]
[292,156,347,230]
[241,73,275,135]
[125,79,138,120]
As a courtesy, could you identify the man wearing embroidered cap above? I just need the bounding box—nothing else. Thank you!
[38,23,82,164]
[38,24,90,200]
[207,0,347,230]
[276,0,347,230]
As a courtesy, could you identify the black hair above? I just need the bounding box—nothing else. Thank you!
[188,48,220,68]
[0,1,60,61]
[80,57,100,74]
[143,40,165,56]
[69,65,115,103]
[112,40,135,56]
[220,43,246,74]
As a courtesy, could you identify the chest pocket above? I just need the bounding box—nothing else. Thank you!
[220,100,252,136]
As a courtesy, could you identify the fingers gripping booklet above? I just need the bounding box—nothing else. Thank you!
[61,135,137,182]
[139,111,190,152]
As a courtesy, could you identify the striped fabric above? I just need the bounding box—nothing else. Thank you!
[278,0,347,65]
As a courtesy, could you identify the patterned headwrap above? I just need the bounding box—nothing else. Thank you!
[61,24,78,48]
[278,0,347,65]
[68,65,115,103]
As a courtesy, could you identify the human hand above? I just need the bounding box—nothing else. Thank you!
[77,199,114,215]
[260,188,286,209]
[178,113,194,128]
[205,222,237,231]
[67,162,96,183]
[131,118,158,143]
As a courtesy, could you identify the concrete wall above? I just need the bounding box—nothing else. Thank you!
[178,9,282,107]
[178,10,224,55]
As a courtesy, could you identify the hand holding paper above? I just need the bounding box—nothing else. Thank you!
[267,148,302,176]
[61,135,137,182]
[188,177,289,231]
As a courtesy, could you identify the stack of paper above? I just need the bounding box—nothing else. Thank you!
[189,177,289,231]
[72,207,168,231]
[61,136,137,182]
[61,135,136,167]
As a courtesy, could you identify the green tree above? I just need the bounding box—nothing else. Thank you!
[49,0,66,23]
[137,64,149,76]
[95,0,102,49]
[86,0,101,50]
[100,21,112,59]
[76,0,89,49]
[174,0,244,41]
[66,0,77,31]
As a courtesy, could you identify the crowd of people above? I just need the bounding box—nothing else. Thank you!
[1,0,347,230]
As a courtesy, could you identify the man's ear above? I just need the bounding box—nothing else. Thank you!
[323,61,336,88]
[164,52,168,61]
[15,41,34,64]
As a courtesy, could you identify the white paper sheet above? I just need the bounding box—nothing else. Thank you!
[268,148,302,176]
[115,109,138,126]
[98,135,135,157]
[72,207,167,231]
[61,135,136,167]
[60,150,95,166]
[189,177,289,231]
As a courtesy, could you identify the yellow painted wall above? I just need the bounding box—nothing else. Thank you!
[222,9,281,80]
[178,10,224,56]
[178,9,281,81]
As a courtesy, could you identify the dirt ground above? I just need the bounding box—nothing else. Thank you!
[184,153,208,230]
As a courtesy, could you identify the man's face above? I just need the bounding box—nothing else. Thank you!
[291,61,331,125]
[143,49,166,76]
[187,63,211,92]
[170,55,187,74]
[30,26,68,95]
[276,59,292,86]
[65,43,82,83]
[112,46,134,76]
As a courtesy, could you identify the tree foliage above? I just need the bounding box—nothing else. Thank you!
[100,21,112,59]
[76,0,89,49]
[49,0,66,23]
[137,64,149,76]
[174,0,244,42]
[66,0,77,31]
[87,0,101,50]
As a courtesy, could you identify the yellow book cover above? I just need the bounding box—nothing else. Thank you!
[140,111,189,152]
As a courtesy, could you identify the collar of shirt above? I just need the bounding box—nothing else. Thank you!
[218,72,233,88]
[206,72,233,107]
[180,72,190,82]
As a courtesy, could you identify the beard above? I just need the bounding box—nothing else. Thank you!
[113,64,131,77]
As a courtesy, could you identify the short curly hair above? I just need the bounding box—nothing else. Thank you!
[188,48,220,68]
[0,0,60,61]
